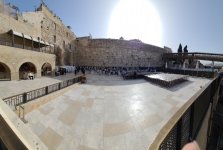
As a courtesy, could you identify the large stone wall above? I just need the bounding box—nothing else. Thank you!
[22,12,43,38]
[0,1,3,14]
[75,38,168,67]
[0,2,169,68]
[0,13,41,40]
[0,3,76,66]
[0,98,47,149]
[33,3,76,65]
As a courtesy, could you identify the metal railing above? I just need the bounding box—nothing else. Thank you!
[163,68,216,78]
[0,40,54,54]
[2,76,82,107]
[158,76,221,149]
[163,52,223,62]
[17,105,27,123]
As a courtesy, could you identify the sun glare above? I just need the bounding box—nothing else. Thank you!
[107,0,162,47]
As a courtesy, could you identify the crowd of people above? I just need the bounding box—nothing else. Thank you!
[78,66,160,76]
[55,66,161,77]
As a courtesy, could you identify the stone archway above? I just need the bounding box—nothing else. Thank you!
[19,62,37,80]
[41,63,52,76]
[0,62,11,80]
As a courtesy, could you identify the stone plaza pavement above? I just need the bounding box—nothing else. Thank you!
[0,73,78,99]
[24,74,211,150]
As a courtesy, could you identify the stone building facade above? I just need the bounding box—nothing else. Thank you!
[0,45,55,80]
[0,11,40,43]
[0,2,171,80]
[22,3,76,65]
[74,37,169,67]
[0,3,57,80]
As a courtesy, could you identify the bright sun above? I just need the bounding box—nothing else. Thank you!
[107,0,162,47]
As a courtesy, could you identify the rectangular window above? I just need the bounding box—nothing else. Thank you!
[66,32,68,37]
[54,23,56,30]
[69,44,71,49]
[53,35,56,43]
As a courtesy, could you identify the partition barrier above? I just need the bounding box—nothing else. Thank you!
[158,76,221,149]
[163,68,216,78]
[2,76,82,107]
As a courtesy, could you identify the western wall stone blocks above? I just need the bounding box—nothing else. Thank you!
[74,38,167,67]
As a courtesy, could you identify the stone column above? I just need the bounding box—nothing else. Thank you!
[183,60,186,69]
[11,71,19,80]
[22,33,25,49]
[31,37,34,50]
[196,61,200,69]
[36,69,41,78]
[212,61,214,71]
[51,64,56,77]
[38,39,41,52]
[60,49,65,66]
[12,33,14,47]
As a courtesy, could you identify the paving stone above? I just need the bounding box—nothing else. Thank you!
[25,74,211,149]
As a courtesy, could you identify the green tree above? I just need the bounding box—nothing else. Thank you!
[183,45,188,53]
[178,43,182,53]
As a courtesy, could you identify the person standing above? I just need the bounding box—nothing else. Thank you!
[81,67,85,76]
[74,67,77,76]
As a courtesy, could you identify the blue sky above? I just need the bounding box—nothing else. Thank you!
[4,0,223,53]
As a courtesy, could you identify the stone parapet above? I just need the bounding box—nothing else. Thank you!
[0,98,48,149]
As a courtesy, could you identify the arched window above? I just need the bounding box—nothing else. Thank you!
[19,62,37,80]
[41,63,52,76]
[0,62,11,80]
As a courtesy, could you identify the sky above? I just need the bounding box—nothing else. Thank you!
[4,0,223,53]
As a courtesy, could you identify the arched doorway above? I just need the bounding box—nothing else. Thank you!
[19,62,37,80]
[0,62,11,80]
[41,63,52,76]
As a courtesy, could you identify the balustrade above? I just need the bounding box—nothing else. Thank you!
[2,76,81,107]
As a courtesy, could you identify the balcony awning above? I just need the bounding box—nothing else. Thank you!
[32,37,39,43]
[11,30,23,38]
[8,30,54,47]
[23,34,32,41]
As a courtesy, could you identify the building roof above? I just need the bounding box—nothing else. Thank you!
[9,29,54,47]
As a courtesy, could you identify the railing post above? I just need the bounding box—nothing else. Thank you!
[177,119,182,149]
[189,104,194,140]
[21,106,24,120]
[12,33,14,47]
[19,105,21,118]
[23,93,27,104]
[59,82,61,90]
[45,86,48,95]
